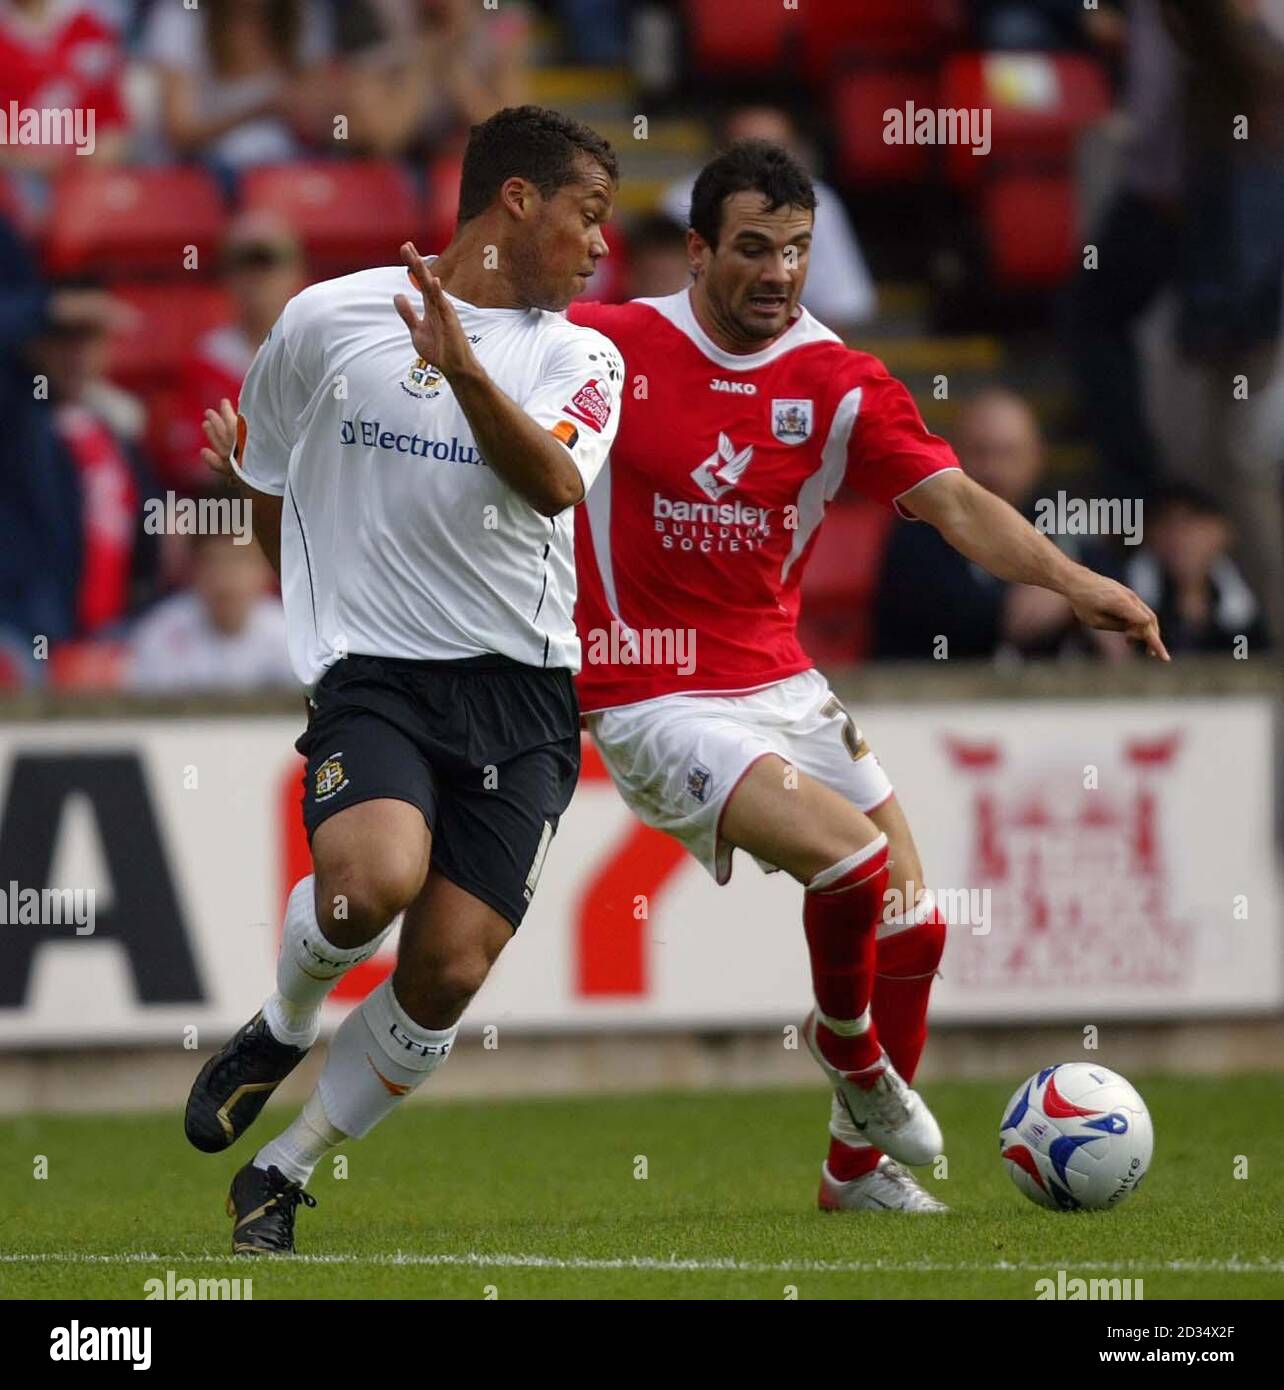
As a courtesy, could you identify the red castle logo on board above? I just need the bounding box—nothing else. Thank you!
[945,732,1191,990]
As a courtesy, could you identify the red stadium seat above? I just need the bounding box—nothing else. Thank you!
[801,0,962,76]
[45,167,226,277]
[48,640,128,691]
[939,52,1111,187]
[106,284,235,390]
[422,152,463,255]
[831,70,941,184]
[983,173,1078,288]
[241,162,420,274]
[682,0,793,75]
[798,496,894,666]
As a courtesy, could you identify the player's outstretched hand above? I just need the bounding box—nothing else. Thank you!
[393,241,478,381]
[202,398,238,479]
[1066,570,1170,660]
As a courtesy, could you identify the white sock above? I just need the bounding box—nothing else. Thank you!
[314,978,458,1139]
[263,875,394,1048]
[253,1091,345,1187]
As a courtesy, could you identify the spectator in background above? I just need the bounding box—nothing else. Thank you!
[873,388,1089,662]
[661,107,877,333]
[162,210,305,492]
[337,0,529,160]
[0,218,157,653]
[127,525,295,693]
[551,0,627,65]
[0,217,80,649]
[0,0,129,181]
[144,0,333,174]
[1122,484,1269,655]
[25,276,158,638]
[1065,0,1284,644]
[975,0,1114,49]
[622,212,689,299]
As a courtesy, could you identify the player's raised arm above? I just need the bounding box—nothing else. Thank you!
[395,242,599,516]
[203,397,283,577]
[902,469,1171,660]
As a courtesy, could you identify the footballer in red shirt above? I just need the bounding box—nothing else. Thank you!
[0,1,128,170]
[569,140,1167,1212]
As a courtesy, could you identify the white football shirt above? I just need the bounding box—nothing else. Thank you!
[231,265,622,686]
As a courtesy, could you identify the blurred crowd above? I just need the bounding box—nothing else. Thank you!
[1,0,1281,694]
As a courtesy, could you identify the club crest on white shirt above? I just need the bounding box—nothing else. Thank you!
[772,398,814,444]
[402,357,444,399]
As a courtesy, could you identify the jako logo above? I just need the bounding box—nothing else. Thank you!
[50,1322,151,1370]
[710,379,757,395]
[339,417,482,465]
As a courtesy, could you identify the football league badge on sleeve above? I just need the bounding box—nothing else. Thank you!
[771,398,814,444]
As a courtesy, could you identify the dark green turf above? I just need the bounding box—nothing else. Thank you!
[1,1076,1280,1299]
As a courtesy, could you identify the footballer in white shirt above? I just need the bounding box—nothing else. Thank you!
[183,107,623,1255]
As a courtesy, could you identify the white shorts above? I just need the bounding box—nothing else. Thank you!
[585,669,895,884]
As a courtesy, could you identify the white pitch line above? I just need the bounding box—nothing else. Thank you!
[1,1253,1281,1274]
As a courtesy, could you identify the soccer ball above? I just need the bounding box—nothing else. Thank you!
[999,1063,1153,1212]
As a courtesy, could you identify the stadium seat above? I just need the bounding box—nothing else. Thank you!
[938,52,1112,188]
[422,153,463,254]
[241,162,420,274]
[801,0,962,75]
[831,70,941,184]
[682,0,792,75]
[106,284,235,390]
[797,496,894,665]
[44,167,226,277]
[983,173,1077,288]
[48,640,128,691]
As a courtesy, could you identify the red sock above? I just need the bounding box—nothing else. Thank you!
[828,1136,881,1181]
[870,906,946,1083]
[828,905,946,1182]
[804,836,889,1075]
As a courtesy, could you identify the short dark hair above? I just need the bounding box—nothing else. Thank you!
[687,139,816,248]
[456,105,618,224]
[1150,481,1228,522]
[629,212,688,254]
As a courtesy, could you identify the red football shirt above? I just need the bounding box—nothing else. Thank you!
[568,290,959,712]
[0,4,127,139]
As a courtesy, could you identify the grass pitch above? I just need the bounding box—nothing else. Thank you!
[1,1075,1280,1300]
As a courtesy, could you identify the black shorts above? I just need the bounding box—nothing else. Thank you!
[296,653,580,928]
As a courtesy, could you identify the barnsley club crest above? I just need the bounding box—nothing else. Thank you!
[771,397,813,444]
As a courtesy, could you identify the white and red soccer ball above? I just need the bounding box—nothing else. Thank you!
[999,1063,1154,1212]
